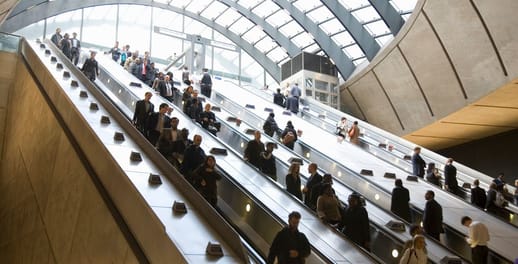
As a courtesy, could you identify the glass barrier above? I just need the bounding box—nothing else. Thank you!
[0,32,21,53]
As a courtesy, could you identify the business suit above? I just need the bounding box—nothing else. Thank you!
[471,186,487,208]
[132,100,154,134]
[200,72,212,98]
[444,164,459,194]
[244,140,265,168]
[145,112,171,146]
[391,186,411,222]
[423,199,443,241]
[181,144,206,183]
[304,173,322,209]
[158,80,175,102]
[81,58,99,81]
[342,205,370,248]
[412,153,426,178]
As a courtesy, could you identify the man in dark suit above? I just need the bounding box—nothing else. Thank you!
[181,134,206,184]
[199,103,218,136]
[342,193,370,249]
[267,211,311,264]
[391,179,411,222]
[244,130,265,169]
[200,68,212,98]
[132,92,154,134]
[412,147,426,178]
[50,27,62,47]
[158,75,175,102]
[471,179,487,208]
[145,103,170,146]
[303,163,322,210]
[81,51,99,82]
[273,88,285,107]
[444,158,459,195]
[423,190,443,241]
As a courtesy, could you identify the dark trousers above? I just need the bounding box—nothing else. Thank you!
[147,130,160,146]
[201,84,212,98]
[71,48,79,65]
[472,245,488,264]
[427,232,440,241]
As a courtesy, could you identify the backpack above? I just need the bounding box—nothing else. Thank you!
[263,121,272,133]
[120,52,127,63]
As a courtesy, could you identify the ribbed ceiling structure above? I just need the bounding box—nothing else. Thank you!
[2,0,416,81]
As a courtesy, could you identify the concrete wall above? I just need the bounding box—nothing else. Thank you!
[341,0,518,136]
[0,57,139,263]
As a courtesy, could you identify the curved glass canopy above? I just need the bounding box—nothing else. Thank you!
[4,0,417,84]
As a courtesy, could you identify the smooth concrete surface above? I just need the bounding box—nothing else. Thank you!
[340,0,518,150]
[347,71,402,133]
[0,51,17,162]
[0,56,139,263]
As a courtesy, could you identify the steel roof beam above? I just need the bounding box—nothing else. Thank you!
[368,0,404,35]
[1,0,282,81]
[218,0,300,56]
[320,0,380,61]
[274,0,357,78]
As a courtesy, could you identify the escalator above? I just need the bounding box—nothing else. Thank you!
[96,55,468,264]
[295,95,518,226]
[25,38,261,263]
[206,81,515,263]
[92,52,379,263]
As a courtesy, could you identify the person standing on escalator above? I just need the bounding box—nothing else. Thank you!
[200,68,212,98]
[267,211,310,264]
[81,51,99,82]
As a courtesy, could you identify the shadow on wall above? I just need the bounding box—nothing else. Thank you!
[438,129,518,184]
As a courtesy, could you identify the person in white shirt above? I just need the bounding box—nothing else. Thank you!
[399,235,427,264]
[461,216,490,264]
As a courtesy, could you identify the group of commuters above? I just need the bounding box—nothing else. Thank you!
[335,117,361,145]
[396,145,514,264]
[132,92,221,206]
[272,83,301,115]
[244,127,371,254]
[50,28,82,66]
[69,33,513,263]
[412,147,516,217]
[50,28,100,82]
[391,179,491,264]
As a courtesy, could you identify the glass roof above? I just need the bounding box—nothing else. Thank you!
[9,0,417,80]
[148,0,418,79]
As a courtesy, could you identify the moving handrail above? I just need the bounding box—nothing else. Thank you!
[188,93,467,263]
[95,55,378,264]
[209,81,517,263]
[161,71,468,262]
[302,95,517,207]
[298,96,518,217]
[28,39,249,263]
[292,101,518,227]
[236,81,518,216]
[206,85,483,262]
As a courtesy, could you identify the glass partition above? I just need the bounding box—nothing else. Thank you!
[0,32,21,53]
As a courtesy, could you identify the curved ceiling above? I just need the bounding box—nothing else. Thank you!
[2,0,416,82]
